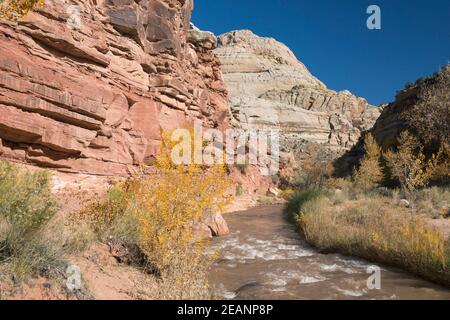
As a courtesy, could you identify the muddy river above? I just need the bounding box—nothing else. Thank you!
[209,205,450,300]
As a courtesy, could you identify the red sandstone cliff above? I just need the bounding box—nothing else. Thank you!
[0,0,229,176]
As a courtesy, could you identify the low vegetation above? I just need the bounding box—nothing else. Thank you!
[289,188,450,286]
[285,125,450,286]
[0,126,232,299]
[75,130,232,299]
[236,161,250,175]
[0,160,64,282]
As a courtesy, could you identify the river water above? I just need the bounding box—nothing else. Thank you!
[209,205,450,300]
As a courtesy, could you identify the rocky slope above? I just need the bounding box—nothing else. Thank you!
[0,0,229,176]
[215,30,380,155]
[371,65,449,150]
[335,65,449,175]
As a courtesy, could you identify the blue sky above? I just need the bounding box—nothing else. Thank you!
[192,0,450,105]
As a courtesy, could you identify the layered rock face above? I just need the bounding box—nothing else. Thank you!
[215,30,380,155]
[0,0,228,175]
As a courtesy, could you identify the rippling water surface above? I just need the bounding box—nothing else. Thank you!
[209,205,450,300]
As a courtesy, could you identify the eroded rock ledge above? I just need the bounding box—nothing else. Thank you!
[0,0,229,176]
[214,30,380,156]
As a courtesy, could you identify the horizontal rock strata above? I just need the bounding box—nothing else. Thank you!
[0,0,229,175]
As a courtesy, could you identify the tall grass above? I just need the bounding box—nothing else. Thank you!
[0,160,64,281]
[283,190,324,216]
[287,189,450,287]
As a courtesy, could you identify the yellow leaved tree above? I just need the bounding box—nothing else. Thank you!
[135,128,231,273]
[384,131,437,193]
[77,127,232,299]
[353,133,384,191]
[0,0,44,20]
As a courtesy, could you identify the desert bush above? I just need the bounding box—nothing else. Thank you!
[0,160,64,281]
[0,0,44,20]
[271,174,280,186]
[75,183,131,239]
[155,248,213,299]
[427,143,450,185]
[279,188,295,200]
[296,192,450,286]
[353,133,384,191]
[384,131,436,192]
[325,177,353,190]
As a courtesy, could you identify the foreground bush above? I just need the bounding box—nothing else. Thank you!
[290,190,450,286]
[0,160,63,281]
[77,130,231,299]
[283,190,324,216]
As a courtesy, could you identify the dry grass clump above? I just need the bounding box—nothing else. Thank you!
[412,187,450,219]
[292,190,450,286]
[0,160,65,282]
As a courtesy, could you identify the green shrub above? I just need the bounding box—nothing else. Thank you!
[271,174,280,186]
[0,160,63,281]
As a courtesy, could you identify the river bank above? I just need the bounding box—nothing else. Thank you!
[210,205,450,299]
[286,187,450,289]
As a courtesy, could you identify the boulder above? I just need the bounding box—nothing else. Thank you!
[203,212,230,237]
[192,211,230,240]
